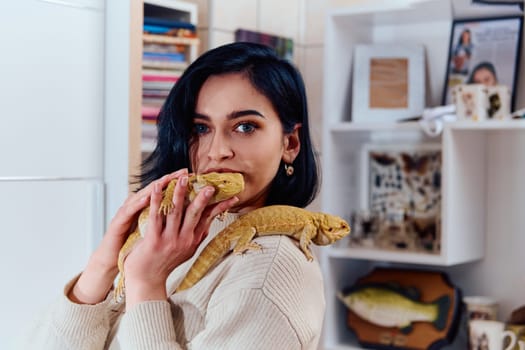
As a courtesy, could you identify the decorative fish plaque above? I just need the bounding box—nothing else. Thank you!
[338,267,462,349]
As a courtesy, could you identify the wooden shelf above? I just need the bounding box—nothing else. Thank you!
[143,33,199,46]
[139,0,198,156]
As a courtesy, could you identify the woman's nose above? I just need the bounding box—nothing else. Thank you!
[207,132,234,160]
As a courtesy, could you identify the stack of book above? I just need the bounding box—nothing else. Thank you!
[141,16,199,152]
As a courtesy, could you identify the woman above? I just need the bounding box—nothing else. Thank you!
[27,42,323,349]
[451,28,473,75]
[467,61,498,86]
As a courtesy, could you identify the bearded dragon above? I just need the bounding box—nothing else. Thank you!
[176,205,350,291]
[114,172,244,301]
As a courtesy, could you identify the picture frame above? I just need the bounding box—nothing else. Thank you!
[472,0,524,5]
[443,16,523,108]
[235,29,293,61]
[351,44,425,123]
[354,143,442,253]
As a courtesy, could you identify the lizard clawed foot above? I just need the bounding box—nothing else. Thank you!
[114,276,125,302]
[158,202,174,216]
[233,242,262,255]
[216,210,228,221]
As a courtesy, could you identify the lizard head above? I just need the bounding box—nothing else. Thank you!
[192,172,245,204]
[312,213,350,245]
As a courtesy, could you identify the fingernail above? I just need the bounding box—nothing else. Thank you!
[205,187,215,197]
[180,176,188,186]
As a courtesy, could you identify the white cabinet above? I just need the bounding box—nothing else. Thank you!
[0,0,104,178]
[1,180,104,349]
[320,1,525,349]
[0,1,105,348]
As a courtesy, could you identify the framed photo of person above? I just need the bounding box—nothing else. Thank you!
[351,44,426,123]
[443,16,523,108]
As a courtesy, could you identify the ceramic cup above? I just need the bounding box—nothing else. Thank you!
[505,324,525,350]
[469,320,517,350]
[464,296,499,320]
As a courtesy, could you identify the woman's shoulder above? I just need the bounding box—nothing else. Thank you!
[210,235,326,339]
[217,235,324,293]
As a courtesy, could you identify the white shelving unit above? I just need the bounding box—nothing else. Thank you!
[320,1,525,349]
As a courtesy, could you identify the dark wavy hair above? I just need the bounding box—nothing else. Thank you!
[139,42,319,208]
[467,61,498,84]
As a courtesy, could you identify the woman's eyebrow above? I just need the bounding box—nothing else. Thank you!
[194,109,266,120]
[229,110,265,119]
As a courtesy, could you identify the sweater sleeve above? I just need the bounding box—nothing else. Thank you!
[117,300,183,350]
[21,274,118,350]
[189,289,302,350]
[188,236,325,350]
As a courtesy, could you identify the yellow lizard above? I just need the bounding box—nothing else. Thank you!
[176,205,350,292]
[114,172,244,301]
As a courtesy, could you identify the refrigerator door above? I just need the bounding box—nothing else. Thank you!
[0,179,104,349]
[0,0,104,178]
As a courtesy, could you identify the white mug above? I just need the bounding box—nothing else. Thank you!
[469,320,517,350]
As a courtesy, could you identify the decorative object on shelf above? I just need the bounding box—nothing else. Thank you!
[338,267,462,350]
[509,305,525,325]
[505,323,525,350]
[464,296,499,321]
[472,0,524,5]
[443,16,523,109]
[418,104,457,137]
[511,108,525,119]
[338,283,450,332]
[468,320,518,350]
[355,143,442,253]
[235,29,293,61]
[351,44,425,123]
[349,209,381,247]
[453,84,512,121]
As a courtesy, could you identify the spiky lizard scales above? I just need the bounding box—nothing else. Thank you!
[114,172,244,301]
[176,205,350,292]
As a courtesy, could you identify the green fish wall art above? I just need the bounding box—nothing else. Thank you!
[337,283,451,334]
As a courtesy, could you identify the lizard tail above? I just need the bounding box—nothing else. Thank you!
[113,276,125,302]
[176,241,228,292]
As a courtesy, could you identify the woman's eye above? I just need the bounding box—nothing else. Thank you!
[193,123,209,135]
[235,122,257,133]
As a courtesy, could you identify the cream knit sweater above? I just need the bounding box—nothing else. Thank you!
[24,213,326,349]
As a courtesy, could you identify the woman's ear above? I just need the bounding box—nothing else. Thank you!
[282,123,301,164]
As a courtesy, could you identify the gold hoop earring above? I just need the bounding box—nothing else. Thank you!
[285,163,294,176]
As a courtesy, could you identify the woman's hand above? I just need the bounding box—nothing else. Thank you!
[122,171,238,309]
[68,169,189,305]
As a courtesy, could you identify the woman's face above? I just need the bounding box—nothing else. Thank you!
[472,67,497,86]
[190,73,299,212]
[461,30,471,44]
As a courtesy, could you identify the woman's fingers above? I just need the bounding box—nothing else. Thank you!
[136,168,188,198]
[163,174,188,236]
[147,182,164,238]
[178,186,216,237]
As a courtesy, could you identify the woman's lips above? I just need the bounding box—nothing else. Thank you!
[204,168,239,174]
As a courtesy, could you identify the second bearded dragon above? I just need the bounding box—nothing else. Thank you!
[176,205,350,292]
